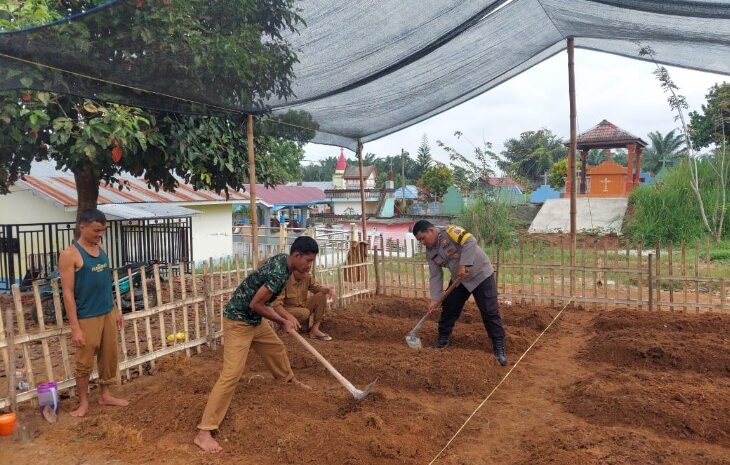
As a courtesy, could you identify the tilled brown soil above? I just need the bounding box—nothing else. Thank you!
[1,297,729,465]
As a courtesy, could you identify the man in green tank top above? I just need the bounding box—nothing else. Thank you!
[59,209,128,417]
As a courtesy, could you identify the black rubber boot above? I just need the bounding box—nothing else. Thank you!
[430,338,450,349]
[492,337,508,366]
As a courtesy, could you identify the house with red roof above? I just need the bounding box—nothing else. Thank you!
[0,162,252,266]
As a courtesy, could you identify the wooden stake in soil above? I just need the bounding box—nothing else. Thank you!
[153,265,165,349]
[637,242,643,310]
[668,240,674,311]
[681,240,688,309]
[126,268,142,376]
[12,285,35,391]
[4,304,16,412]
[139,267,155,370]
[695,240,701,313]
[53,279,73,388]
[32,281,54,383]
[648,253,654,312]
[655,243,662,311]
[113,270,130,381]
[191,262,202,354]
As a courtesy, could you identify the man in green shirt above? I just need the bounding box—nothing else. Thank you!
[194,236,318,453]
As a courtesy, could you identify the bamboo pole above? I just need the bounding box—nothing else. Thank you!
[53,279,73,389]
[695,240,701,313]
[655,243,662,311]
[648,253,654,311]
[153,265,165,349]
[519,238,525,304]
[191,261,202,354]
[126,268,142,376]
[356,138,368,239]
[180,262,191,357]
[637,242,643,310]
[603,242,608,311]
[668,240,674,311]
[139,267,155,370]
[567,36,577,300]
[681,241,687,308]
[4,305,16,412]
[247,114,259,267]
[12,285,34,391]
[592,239,598,310]
[31,282,54,383]
[167,263,177,348]
[721,278,726,313]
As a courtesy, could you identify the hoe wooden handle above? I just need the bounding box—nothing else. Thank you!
[290,330,359,394]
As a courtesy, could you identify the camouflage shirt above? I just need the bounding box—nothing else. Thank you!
[223,254,292,325]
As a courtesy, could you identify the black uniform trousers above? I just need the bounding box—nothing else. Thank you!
[438,273,505,341]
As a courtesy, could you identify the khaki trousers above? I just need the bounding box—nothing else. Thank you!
[197,317,294,431]
[285,292,327,327]
[75,311,119,385]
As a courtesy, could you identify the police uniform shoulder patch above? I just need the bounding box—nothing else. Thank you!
[445,224,473,245]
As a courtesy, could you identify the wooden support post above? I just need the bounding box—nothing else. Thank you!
[356,138,368,239]
[247,114,259,267]
[567,36,578,301]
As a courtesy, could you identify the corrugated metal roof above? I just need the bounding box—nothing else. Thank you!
[19,175,249,208]
[394,185,419,199]
[98,203,201,219]
[244,184,327,207]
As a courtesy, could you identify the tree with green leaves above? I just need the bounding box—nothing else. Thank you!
[498,129,566,186]
[641,130,686,173]
[548,158,567,188]
[0,0,311,223]
[437,132,497,192]
[414,134,433,180]
[688,82,730,150]
[419,164,452,200]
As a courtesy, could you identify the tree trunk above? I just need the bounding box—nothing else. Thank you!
[73,165,100,238]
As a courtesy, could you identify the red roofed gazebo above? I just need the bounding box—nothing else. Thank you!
[567,119,647,196]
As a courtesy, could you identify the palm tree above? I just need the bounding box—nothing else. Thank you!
[641,130,686,174]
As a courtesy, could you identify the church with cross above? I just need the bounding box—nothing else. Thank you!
[565,120,648,198]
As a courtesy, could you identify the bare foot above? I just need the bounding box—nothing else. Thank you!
[69,402,89,417]
[194,430,223,453]
[99,394,129,407]
[289,377,313,391]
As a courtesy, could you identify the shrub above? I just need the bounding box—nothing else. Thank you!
[459,195,516,248]
[623,160,712,245]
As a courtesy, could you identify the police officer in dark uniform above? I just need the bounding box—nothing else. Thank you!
[413,220,507,365]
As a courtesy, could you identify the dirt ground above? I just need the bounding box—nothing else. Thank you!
[1,296,729,465]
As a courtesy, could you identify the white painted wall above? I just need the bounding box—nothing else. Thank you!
[186,204,234,262]
[332,200,379,215]
[0,187,74,224]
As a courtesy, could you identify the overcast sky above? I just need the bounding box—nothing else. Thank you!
[302,48,728,173]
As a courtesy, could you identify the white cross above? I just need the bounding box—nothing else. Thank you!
[600,177,611,192]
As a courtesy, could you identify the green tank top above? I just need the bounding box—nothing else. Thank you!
[72,242,114,319]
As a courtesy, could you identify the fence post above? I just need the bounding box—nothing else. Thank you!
[720,278,726,313]
[648,253,654,312]
[373,246,381,295]
[203,262,217,350]
[336,266,344,309]
[279,224,287,253]
[4,305,16,412]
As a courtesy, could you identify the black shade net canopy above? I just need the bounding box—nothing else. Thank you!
[1,0,730,150]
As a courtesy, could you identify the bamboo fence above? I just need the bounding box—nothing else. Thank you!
[1,235,726,409]
[0,248,373,410]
